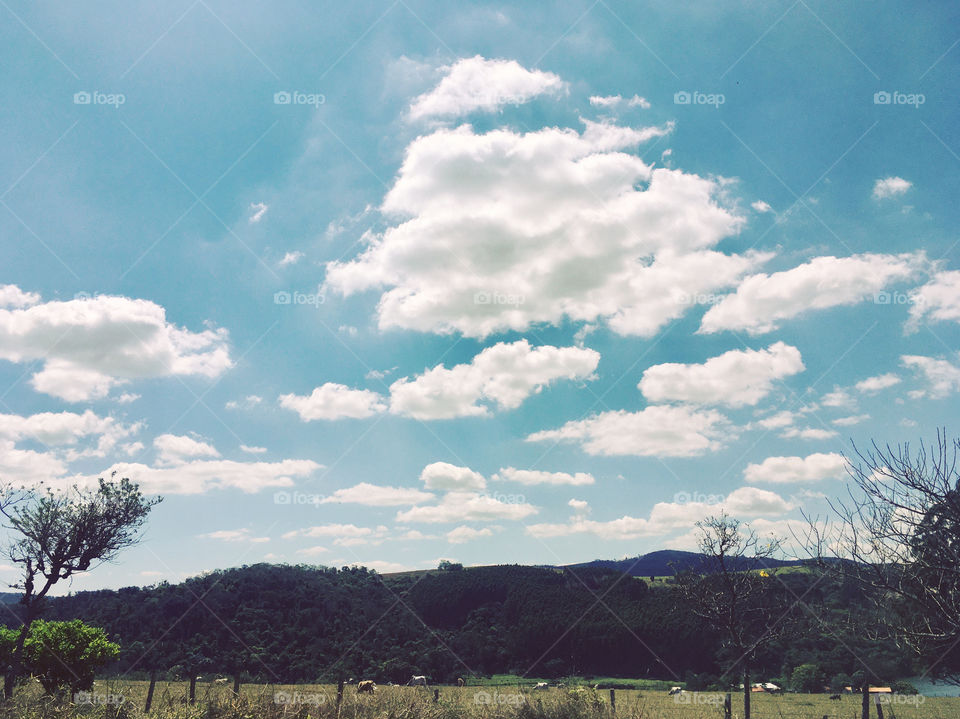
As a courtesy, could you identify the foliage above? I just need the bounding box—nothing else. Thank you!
[892,680,919,694]
[790,664,825,693]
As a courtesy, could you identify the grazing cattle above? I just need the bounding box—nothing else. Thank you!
[357,680,376,694]
[668,687,683,696]
[829,694,842,701]
[214,678,228,685]
[457,678,465,687]
[533,682,549,691]
[407,675,428,687]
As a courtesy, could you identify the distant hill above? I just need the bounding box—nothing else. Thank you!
[562,549,805,577]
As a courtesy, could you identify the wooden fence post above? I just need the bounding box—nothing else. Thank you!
[189,676,197,705]
[232,674,241,695]
[862,684,870,719]
[874,694,885,719]
[724,693,732,719]
[433,688,439,703]
[609,688,615,711]
[144,671,157,713]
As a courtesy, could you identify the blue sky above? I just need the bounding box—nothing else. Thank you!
[1,1,959,591]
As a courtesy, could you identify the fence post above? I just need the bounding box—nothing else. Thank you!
[189,676,197,705]
[433,688,439,703]
[337,677,344,712]
[233,674,241,695]
[874,695,885,719]
[862,684,870,719]
[724,693,732,719]
[609,689,615,712]
[144,670,157,713]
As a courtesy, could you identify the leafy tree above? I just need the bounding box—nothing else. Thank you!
[790,663,825,693]
[0,620,118,695]
[830,672,853,693]
[0,476,160,697]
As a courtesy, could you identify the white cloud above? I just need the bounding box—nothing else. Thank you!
[0,285,40,308]
[0,441,68,484]
[754,410,796,430]
[419,462,486,491]
[279,383,387,421]
[908,270,960,327]
[249,202,269,223]
[398,529,436,541]
[446,525,495,544]
[240,444,267,454]
[527,486,791,540]
[751,200,773,213]
[589,94,650,109]
[408,56,567,120]
[873,176,912,199]
[285,523,388,547]
[855,373,901,393]
[494,467,595,486]
[743,452,848,484]
[279,250,304,266]
[154,434,219,465]
[396,491,537,523]
[568,498,590,514]
[75,457,320,494]
[638,342,803,408]
[226,395,263,410]
[0,290,232,401]
[389,341,599,419]
[198,528,269,543]
[779,426,838,440]
[821,388,856,408]
[297,546,329,557]
[324,117,762,339]
[901,354,960,398]
[319,482,434,506]
[527,405,732,457]
[832,414,870,426]
[699,253,925,335]
[115,393,140,404]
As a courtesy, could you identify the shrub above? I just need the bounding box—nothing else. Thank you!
[830,672,853,693]
[790,664,825,693]
[18,619,119,695]
[892,680,919,695]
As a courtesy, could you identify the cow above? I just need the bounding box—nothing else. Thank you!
[457,677,465,687]
[829,694,842,701]
[407,675,428,687]
[533,682,549,691]
[357,680,376,694]
[214,678,229,685]
[668,687,683,696]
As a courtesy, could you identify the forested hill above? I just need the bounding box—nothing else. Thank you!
[14,561,910,685]
[561,550,807,577]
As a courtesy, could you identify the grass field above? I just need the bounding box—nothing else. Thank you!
[2,679,955,719]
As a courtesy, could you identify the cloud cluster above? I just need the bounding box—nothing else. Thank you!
[408,56,567,120]
[638,342,803,408]
[0,289,232,401]
[279,383,387,421]
[743,452,848,484]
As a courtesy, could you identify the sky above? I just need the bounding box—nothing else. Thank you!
[1,0,959,592]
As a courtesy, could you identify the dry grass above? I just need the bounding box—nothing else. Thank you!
[0,680,955,719]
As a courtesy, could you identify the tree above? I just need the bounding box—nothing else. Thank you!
[0,476,160,698]
[674,513,794,719]
[790,663,825,693]
[805,431,960,681]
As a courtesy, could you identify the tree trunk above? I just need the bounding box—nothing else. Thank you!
[4,608,34,699]
[862,683,870,719]
[743,666,751,719]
